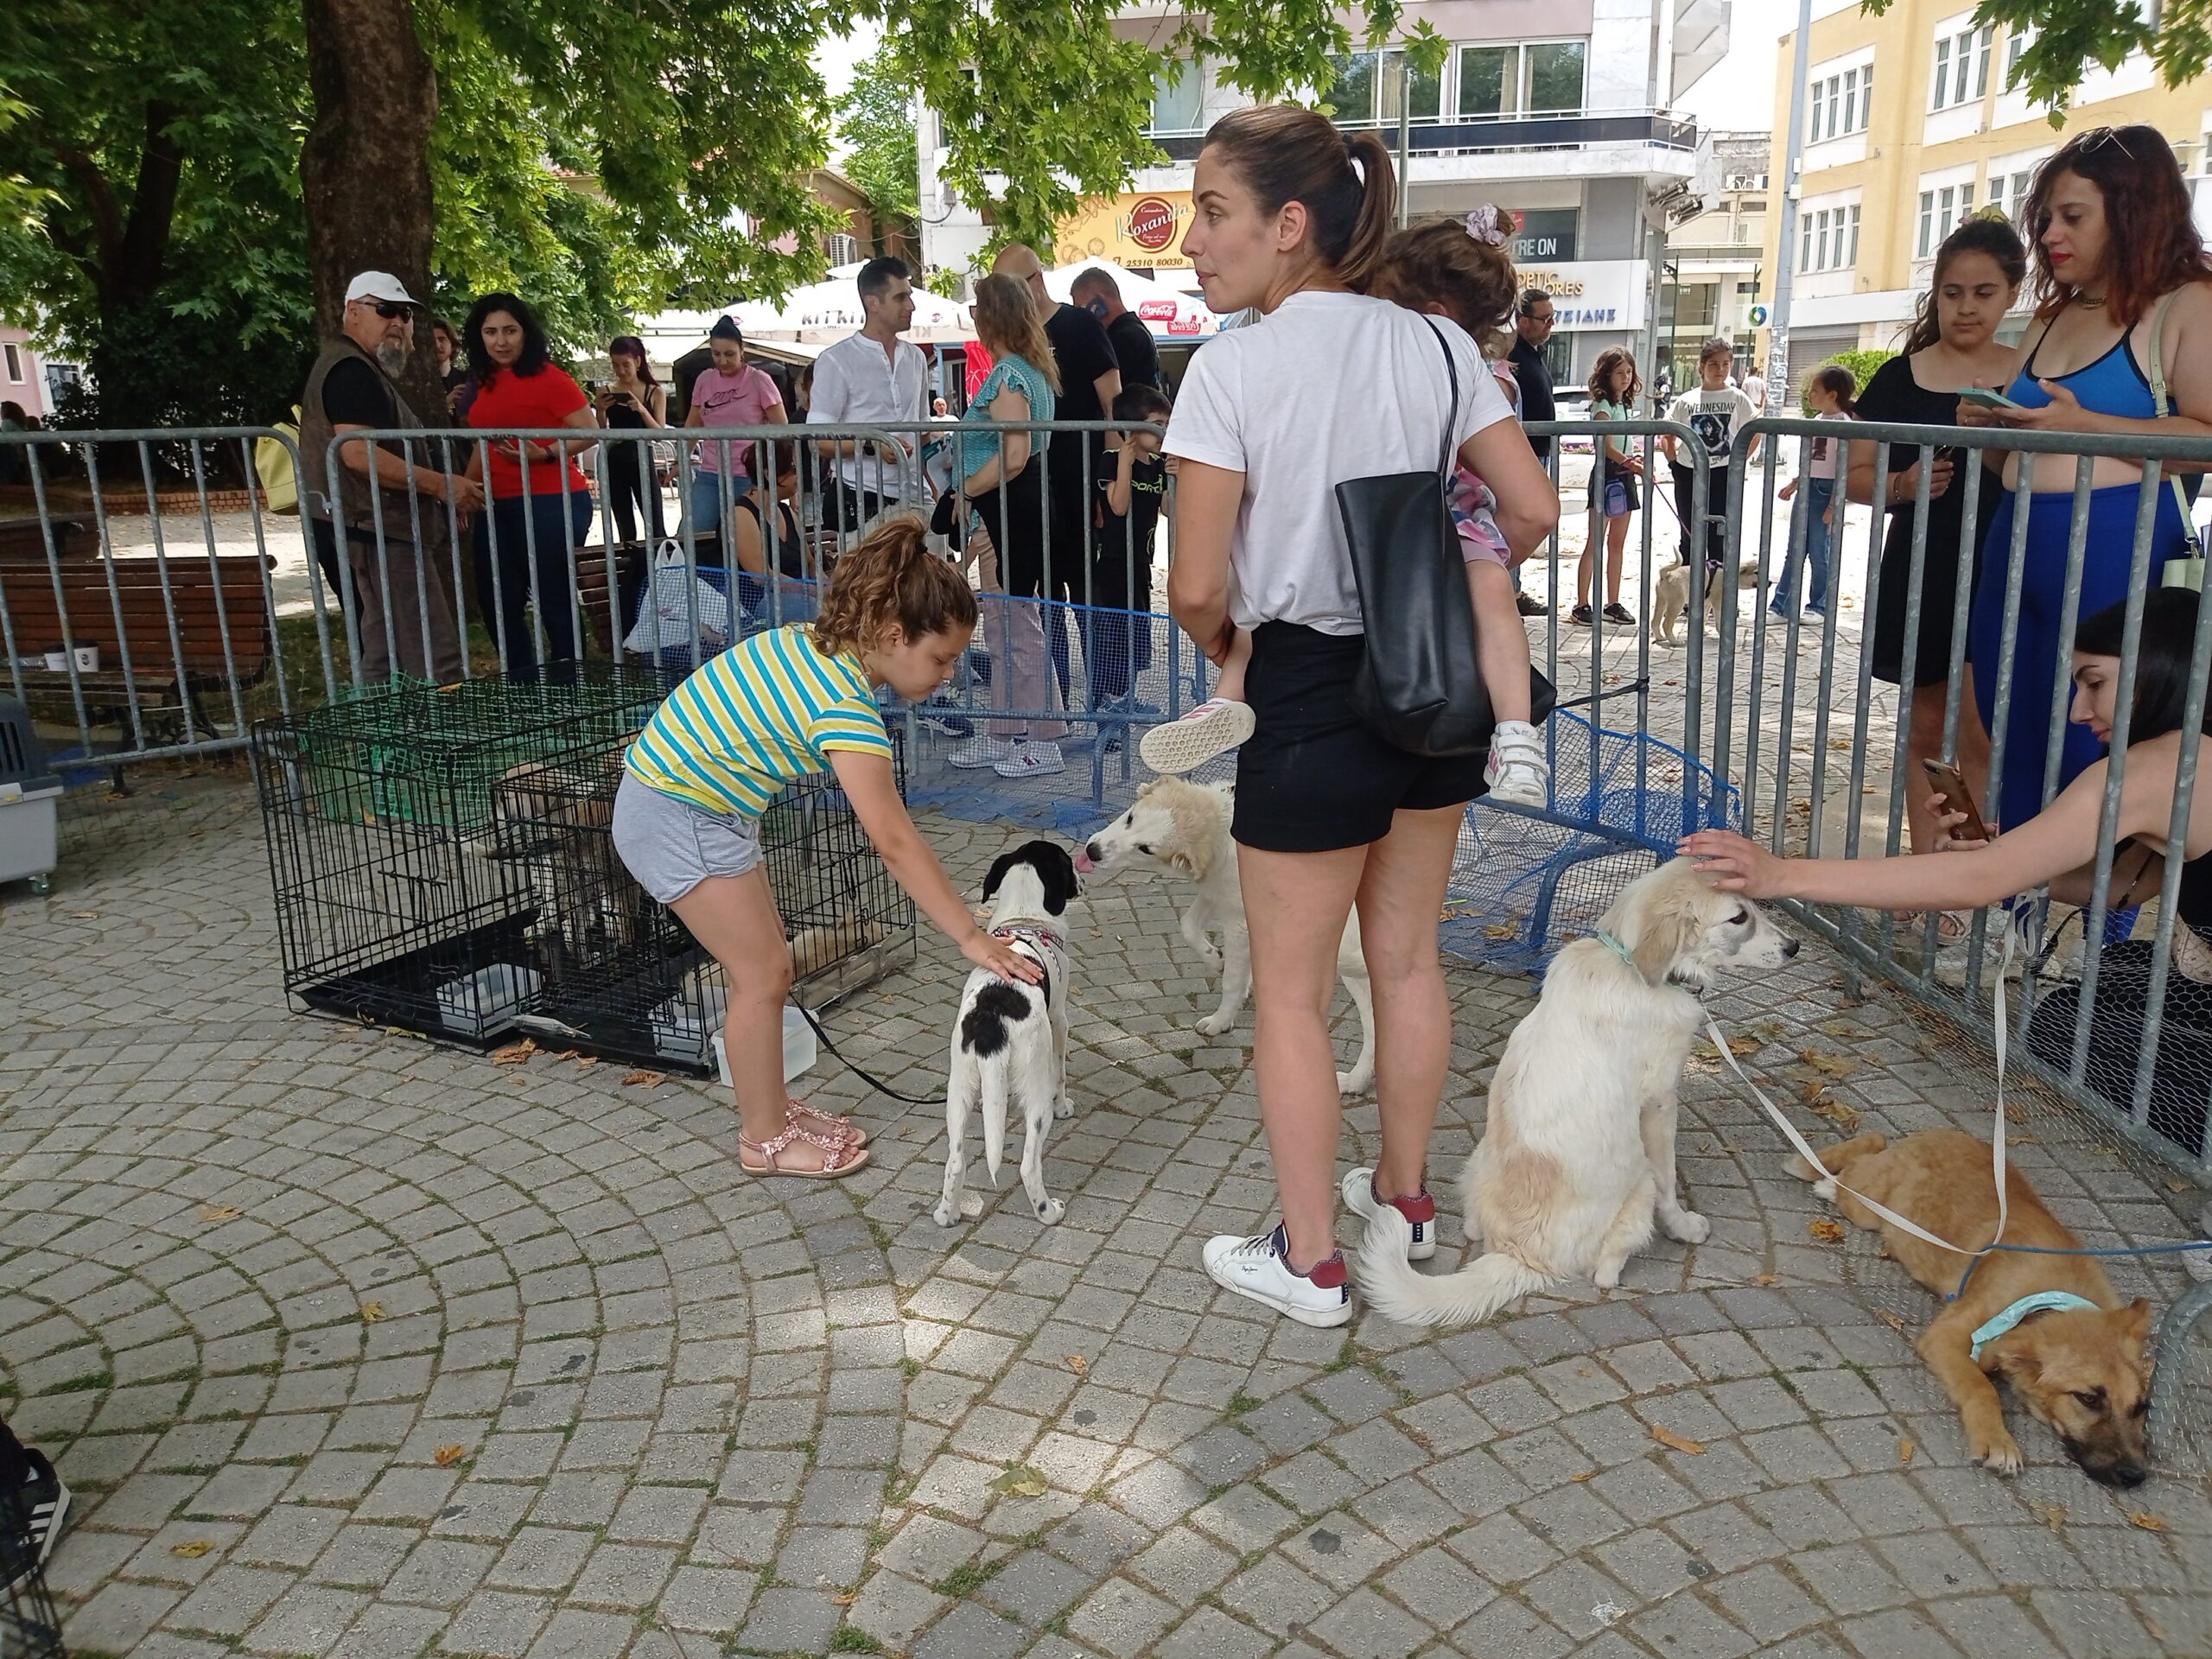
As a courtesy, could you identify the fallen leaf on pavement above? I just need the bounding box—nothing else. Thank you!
[1876,1309,1908,1334]
[1753,1273,1781,1287]
[1808,1096,1863,1134]
[170,1540,213,1558]
[1897,1440,1915,1466]
[2167,1179,2191,1194]
[989,1464,1049,1497]
[1568,1469,1595,1483]
[2127,1511,2168,1532]
[574,1053,600,1067]
[199,1204,241,1223]
[623,1069,667,1087]
[2031,1501,2067,1531]
[70,911,98,920]
[492,1041,535,1065]
[1649,1426,1706,1455]
[1798,1049,1859,1079]
[1065,1356,1088,1378]
[434,1445,465,1467]
[1808,1218,1847,1243]
[833,1590,861,1605]
[359,1300,386,1322]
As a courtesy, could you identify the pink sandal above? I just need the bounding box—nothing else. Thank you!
[739,1118,871,1179]
[785,1099,868,1149]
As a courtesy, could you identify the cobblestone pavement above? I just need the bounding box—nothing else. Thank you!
[5,778,2209,1659]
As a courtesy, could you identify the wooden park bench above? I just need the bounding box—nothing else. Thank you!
[0,550,276,746]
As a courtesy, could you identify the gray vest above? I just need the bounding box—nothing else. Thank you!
[297,336,442,543]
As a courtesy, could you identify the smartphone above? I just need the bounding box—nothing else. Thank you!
[1958,386,2022,411]
[1922,758,1990,842]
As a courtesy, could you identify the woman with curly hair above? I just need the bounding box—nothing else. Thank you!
[1959,125,2212,833]
[1577,346,1643,626]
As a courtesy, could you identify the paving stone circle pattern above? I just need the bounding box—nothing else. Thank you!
[3,777,2209,1659]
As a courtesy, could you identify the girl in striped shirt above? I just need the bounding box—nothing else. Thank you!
[614,516,1041,1179]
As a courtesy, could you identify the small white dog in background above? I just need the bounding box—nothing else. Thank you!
[1357,857,1796,1326]
[938,840,1081,1229]
[1077,778,1376,1095]
[1652,558,1761,647]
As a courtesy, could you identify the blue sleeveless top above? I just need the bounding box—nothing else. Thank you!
[957,353,1056,486]
[2005,321,2156,420]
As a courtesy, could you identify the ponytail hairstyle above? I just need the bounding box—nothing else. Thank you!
[1809,363,1859,416]
[1199,105,1396,292]
[971,273,1061,395]
[1899,213,2027,354]
[812,512,980,658]
[1371,209,1521,337]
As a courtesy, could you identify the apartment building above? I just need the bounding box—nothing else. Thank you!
[1763,0,2212,384]
[1660,131,1770,392]
[918,0,1735,386]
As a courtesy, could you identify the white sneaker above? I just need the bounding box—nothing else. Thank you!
[993,741,1065,779]
[1201,1223,1352,1327]
[1484,720,1550,807]
[1341,1166,1437,1262]
[947,735,1014,770]
[1140,697,1255,776]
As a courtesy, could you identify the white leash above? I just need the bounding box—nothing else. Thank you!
[1706,913,2020,1260]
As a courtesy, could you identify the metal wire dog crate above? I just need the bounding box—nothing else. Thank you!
[0,1477,66,1659]
[253,669,665,1042]
[495,734,918,1075]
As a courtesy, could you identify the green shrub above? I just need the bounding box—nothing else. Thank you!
[1802,348,1895,410]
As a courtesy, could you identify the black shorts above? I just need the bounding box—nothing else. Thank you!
[1232,621,1485,854]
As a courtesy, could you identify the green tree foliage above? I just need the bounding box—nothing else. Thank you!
[836,38,918,227]
[1804,349,1895,411]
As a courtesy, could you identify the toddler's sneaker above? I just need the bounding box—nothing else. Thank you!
[1201,1223,1352,1327]
[993,740,1066,780]
[1484,720,1549,808]
[1139,697,1255,776]
[947,735,1014,770]
[1341,1167,1437,1261]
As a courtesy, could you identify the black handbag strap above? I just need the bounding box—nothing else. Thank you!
[1420,316,1461,480]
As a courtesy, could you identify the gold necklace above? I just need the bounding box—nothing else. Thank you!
[2075,290,2108,309]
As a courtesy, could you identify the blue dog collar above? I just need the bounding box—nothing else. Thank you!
[1969,1291,2101,1363]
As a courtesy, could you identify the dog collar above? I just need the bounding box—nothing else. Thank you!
[991,922,1065,955]
[1595,931,1635,968]
[1969,1291,2101,1363]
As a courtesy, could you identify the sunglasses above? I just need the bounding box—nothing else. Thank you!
[370,301,412,321]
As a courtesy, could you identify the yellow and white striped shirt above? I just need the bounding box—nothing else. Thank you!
[625,626,893,817]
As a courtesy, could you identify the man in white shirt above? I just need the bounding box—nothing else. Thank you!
[809,257,930,532]
[1742,367,1768,416]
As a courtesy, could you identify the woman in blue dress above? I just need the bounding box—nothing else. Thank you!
[1962,124,2212,833]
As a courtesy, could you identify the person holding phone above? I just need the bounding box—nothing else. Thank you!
[597,335,668,547]
[1956,128,2212,836]
[1681,590,2212,1160]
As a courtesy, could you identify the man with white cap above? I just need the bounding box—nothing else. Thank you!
[298,270,480,683]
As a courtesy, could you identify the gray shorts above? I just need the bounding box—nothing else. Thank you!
[613,772,763,904]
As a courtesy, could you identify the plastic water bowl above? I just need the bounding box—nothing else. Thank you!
[708,1005,817,1088]
[436,963,540,1039]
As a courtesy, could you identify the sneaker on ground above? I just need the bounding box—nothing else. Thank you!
[1601,602,1636,626]
[1484,719,1550,807]
[1516,591,1548,618]
[1568,604,1594,626]
[1202,1223,1352,1326]
[20,1448,68,1571]
[946,734,1014,770]
[1341,1166,1437,1262]
[993,740,1065,779]
[1139,697,1255,776]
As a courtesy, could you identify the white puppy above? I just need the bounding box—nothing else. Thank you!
[1357,857,1796,1325]
[1077,778,1376,1095]
[1652,558,1760,647]
[938,839,1080,1228]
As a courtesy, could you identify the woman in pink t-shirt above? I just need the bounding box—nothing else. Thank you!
[683,318,786,543]
[463,291,600,677]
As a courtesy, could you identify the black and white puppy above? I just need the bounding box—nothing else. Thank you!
[937,839,1080,1228]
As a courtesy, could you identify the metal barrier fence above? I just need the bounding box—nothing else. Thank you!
[8,412,2212,1190]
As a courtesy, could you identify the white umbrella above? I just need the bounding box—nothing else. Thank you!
[634,267,975,356]
[1043,259,1222,340]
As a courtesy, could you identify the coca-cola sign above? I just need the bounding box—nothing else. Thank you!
[1136,299,1179,321]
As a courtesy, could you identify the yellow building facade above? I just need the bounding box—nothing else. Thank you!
[1762,0,2212,378]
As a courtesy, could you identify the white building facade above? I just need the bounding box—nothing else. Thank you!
[918,0,1734,388]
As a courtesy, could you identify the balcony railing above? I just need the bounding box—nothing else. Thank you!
[1147,110,1698,161]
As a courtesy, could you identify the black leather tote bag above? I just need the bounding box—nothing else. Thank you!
[1334,319,1554,758]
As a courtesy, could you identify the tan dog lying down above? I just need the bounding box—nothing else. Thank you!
[1797,1129,2152,1486]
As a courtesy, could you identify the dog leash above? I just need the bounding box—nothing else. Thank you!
[791,1001,941,1110]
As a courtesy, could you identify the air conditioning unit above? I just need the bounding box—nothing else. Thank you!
[1726,172,1767,191]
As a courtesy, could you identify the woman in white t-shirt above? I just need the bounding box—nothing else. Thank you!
[1161,104,1557,1326]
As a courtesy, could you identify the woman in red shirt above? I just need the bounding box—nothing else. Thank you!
[464,292,601,677]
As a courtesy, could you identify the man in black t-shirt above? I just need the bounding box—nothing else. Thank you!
[1507,287,1559,614]
[1071,267,1162,392]
[993,243,1123,701]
